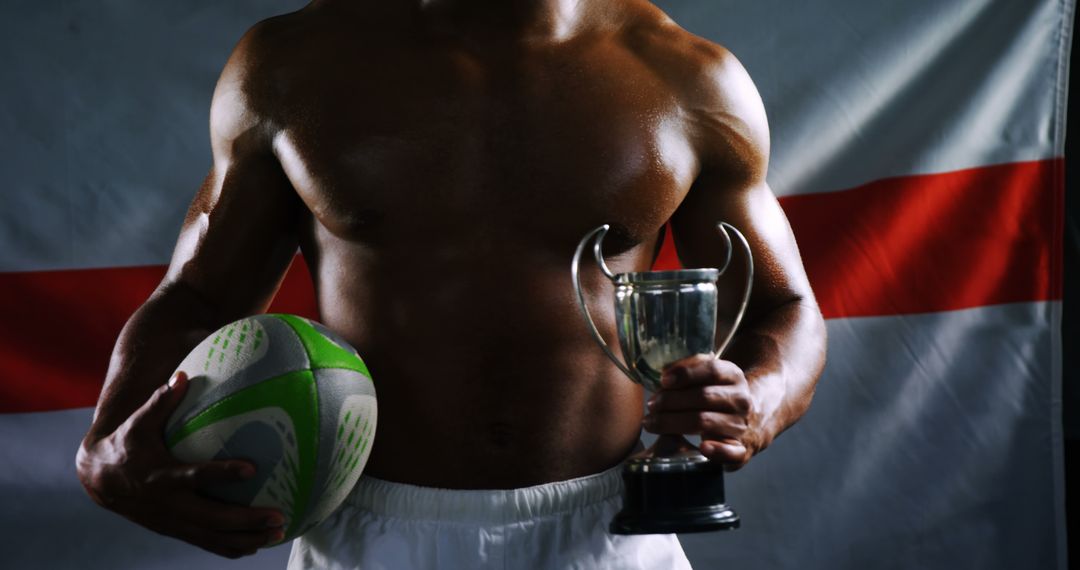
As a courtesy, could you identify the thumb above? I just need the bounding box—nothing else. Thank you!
[131,371,189,430]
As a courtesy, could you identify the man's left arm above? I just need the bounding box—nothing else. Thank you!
[644,48,827,470]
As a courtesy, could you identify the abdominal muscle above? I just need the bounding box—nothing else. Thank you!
[304,233,651,489]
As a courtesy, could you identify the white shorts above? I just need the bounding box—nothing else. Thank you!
[287,465,692,569]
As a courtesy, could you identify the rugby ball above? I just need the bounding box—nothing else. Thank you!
[164,314,376,542]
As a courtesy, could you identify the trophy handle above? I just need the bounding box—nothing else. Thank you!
[714,222,754,357]
[572,225,635,379]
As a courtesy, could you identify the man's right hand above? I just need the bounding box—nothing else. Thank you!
[75,372,287,559]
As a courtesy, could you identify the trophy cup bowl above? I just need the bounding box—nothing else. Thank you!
[571,222,753,535]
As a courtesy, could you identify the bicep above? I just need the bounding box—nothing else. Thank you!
[166,157,301,321]
[670,50,813,318]
[162,46,302,321]
[670,177,813,322]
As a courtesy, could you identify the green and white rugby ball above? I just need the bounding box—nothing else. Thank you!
[164,314,376,542]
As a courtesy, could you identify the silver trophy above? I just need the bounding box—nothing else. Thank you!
[572,222,753,534]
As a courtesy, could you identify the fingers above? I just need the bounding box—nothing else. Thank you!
[641,411,753,470]
[661,355,744,389]
[127,487,286,557]
[647,385,751,415]
[149,460,257,490]
[147,462,285,533]
[701,439,751,471]
[79,369,286,560]
[646,359,752,436]
[170,521,285,559]
[643,410,747,440]
[171,494,285,533]
[646,357,757,470]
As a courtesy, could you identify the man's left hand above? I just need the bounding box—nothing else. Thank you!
[643,354,761,471]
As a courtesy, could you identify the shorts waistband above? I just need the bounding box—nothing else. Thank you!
[346,465,623,524]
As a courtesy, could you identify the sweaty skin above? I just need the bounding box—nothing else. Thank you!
[76,0,826,559]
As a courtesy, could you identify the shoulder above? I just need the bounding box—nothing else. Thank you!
[225,9,320,83]
[209,10,311,147]
[618,3,770,176]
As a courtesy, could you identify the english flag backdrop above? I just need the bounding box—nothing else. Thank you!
[0,1,1071,569]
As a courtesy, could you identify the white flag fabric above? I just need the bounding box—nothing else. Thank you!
[0,1,1070,568]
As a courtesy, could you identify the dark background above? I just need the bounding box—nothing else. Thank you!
[1064,7,1077,564]
[0,1,1069,568]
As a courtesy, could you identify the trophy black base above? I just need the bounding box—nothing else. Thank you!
[610,463,740,535]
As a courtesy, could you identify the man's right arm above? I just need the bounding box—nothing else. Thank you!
[75,26,304,559]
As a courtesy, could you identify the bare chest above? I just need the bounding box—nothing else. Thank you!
[270,43,699,251]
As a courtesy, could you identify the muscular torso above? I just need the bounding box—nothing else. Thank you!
[239,2,708,487]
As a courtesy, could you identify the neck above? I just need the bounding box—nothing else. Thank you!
[416,0,592,42]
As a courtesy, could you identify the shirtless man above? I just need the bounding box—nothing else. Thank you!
[76,0,826,567]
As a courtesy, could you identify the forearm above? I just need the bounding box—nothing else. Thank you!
[724,296,826,451]
[85,280,227,442]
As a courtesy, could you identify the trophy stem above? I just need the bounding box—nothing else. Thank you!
[624,434,709,470]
